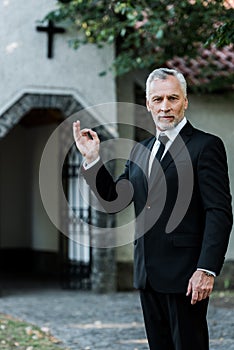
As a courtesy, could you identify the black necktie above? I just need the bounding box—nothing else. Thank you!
[149,134,169,181]
[155,134,169,161]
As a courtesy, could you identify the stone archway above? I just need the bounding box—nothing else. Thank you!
[0,93,83,138]
[0,93,116,292]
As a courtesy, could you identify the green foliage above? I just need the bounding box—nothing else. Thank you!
[207,19,234,47]
[44,0,233,91]
[45,1,232,74]
[224,278,231,289]
[0,313,68,349]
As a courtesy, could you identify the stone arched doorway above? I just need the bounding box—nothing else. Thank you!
[0,93,116,292]
[0,93,83,138]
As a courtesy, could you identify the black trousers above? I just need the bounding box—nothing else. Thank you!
[139,280,209,350]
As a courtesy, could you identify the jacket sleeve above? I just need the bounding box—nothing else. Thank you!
[81,158,134,214]
[197,135,233,275]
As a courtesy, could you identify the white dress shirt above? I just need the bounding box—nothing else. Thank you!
[148,117,187,176]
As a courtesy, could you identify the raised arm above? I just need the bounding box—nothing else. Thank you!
[73,120,135,213]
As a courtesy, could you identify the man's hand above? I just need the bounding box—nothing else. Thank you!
[73,120,100,164]
[186,270,214,305]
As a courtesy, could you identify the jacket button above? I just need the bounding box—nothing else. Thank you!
[146,204,151,209]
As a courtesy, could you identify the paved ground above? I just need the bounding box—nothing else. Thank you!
[0,280,233,350]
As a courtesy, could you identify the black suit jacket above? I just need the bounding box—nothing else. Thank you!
[83,121,233,293]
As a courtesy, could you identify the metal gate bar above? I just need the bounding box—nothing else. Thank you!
[60,144,92,289]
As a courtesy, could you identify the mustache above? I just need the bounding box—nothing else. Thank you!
[158,115,174,118]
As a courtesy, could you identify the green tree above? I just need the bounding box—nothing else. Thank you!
[207,14,234,47]
[45,0,233,78]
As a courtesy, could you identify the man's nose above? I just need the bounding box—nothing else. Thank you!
[160,99,171,112]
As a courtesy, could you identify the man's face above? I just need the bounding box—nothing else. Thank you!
[146,75,188,131]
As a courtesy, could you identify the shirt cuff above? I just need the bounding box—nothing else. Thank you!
[197,268,216,277]
[83,156,100,170]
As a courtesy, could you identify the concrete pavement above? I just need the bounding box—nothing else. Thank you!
[0,281,233,350]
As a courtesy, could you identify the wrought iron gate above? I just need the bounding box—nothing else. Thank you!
[60,143,92,289]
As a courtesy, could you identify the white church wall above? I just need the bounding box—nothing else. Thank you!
[0,0,116,124]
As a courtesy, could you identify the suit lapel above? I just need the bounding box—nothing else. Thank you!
[130,136,155,195]
[142,136,155,187]
[161,121,194,171]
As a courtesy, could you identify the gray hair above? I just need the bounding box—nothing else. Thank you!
[146,68,187,99]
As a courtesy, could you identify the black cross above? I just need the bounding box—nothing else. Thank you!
[36,20,65,59]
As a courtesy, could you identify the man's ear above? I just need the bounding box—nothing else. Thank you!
[146,100,151,112]
[184,97,188,110]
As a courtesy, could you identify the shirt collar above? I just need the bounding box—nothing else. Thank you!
[156,117,187,142]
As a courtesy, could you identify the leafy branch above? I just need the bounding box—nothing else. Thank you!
[43,1,234,91]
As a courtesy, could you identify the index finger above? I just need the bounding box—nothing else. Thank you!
[73,120,81,130]
[73,120,81,138]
